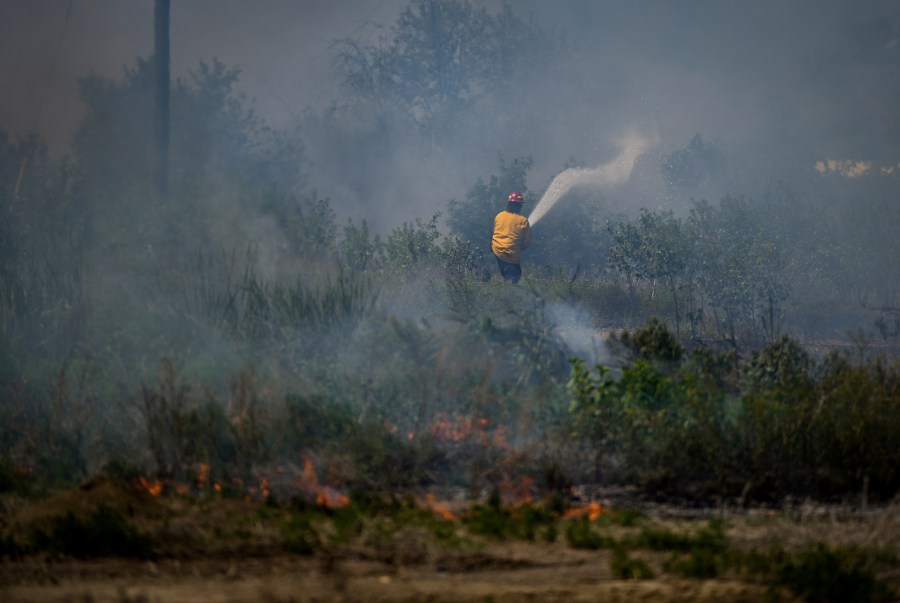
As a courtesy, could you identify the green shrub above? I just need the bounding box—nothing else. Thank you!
[283,394,358,453]
[665,546,723,579]
[140,359,238,482]
[464,493,555,541]
[611,546,655,579]
[281,513,318,554]
[569,325,900,502]
[775,543,887,603]
[601,507,647,528]
[343,425,446,491]
[376,214,442,274]
[617,317,683,363]
[635,526,694,552]
[340,218,377,272]
[564,517,616,550]
[31,506,153,558]
[643,520,730,579]
[441,234,485,281]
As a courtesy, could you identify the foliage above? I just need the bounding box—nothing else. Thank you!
[564,517,616,550]
[281,513,318,554]
[343,426,447,491]
[283,394,357,453]
[608,208,689,330]
[610,547,655,579]
[76,57,300,196]
[340,218,378,273]
[261,190,338,259]
[653,520,730,579]
[607,197,788,345]
[441,233,485,281]
[771,544,889,603]
[464,493,555,541]
[139,359,237,482]
[0,133,89,370]
[1,38,899,516]
[569,319,900,501]
[0,364,95,488]
[661,133,725,195]
[29,506,153,559]
[233,266,376,340]
[376,213,443,274]
[335,0,560,140]
[616,317,683,363]
[568,352,729,493]
[688,197,788,345]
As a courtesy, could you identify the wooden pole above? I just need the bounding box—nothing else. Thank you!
[154,0,170,200]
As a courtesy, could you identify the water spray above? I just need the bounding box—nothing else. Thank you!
[528,132,653,226]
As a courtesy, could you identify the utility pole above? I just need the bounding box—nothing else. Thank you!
[154,0,170,200]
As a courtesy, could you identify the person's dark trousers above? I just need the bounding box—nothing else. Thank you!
[494,255,522,284]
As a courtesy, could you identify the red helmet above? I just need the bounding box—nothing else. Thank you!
[508,191,524,203]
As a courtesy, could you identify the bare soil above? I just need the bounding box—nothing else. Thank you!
[1,548,783,603]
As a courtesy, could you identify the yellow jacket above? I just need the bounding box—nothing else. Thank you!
[492,210,532,264]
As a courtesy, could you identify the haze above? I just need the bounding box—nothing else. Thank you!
[2,1,898,221]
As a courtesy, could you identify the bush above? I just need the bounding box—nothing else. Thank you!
[611,546,655,579]
[30,506,153,558]
[775,544,887,603]
[564,517,616,550]
[281,513,319,554]
[617,316,683,363]
[376,214,442,274]
[570,324,900,502]
[464,493,555,541]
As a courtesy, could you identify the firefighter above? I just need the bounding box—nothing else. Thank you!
[491,191,532,284]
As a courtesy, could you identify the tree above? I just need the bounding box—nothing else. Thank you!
[335,0,559,141]
[661,133,724,195]
[73,58,306,257]
[608,208,689,332]
[606,199,788,346]
[686,198,787,346]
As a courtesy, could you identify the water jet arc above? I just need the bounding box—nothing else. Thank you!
[528,135,651,226]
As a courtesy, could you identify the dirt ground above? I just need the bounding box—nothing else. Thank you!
[1,546,776,603]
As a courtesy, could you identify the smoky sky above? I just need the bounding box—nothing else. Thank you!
[0,0,407,154]
[2,0,899,218]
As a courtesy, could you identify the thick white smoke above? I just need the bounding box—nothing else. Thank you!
[528,132,654,226]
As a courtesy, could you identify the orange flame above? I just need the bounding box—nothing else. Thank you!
[499,474,535,505]
[562,502,603,521]
[425,493,458,521]
[196,462,210,488]
[139,476,163,496]
[301,458,349,509]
